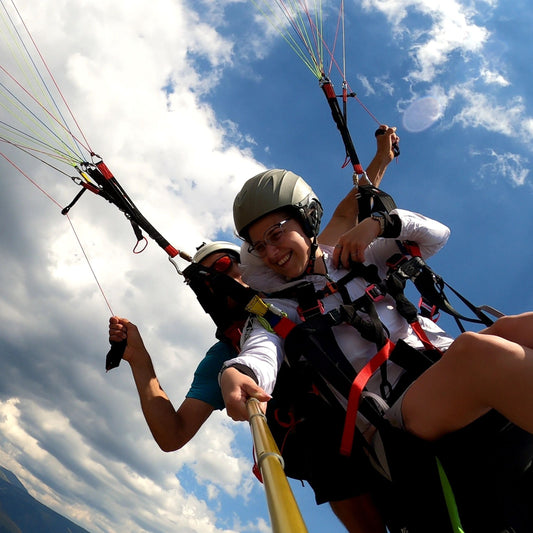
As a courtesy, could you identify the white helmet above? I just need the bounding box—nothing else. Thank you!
[193,241,241,264]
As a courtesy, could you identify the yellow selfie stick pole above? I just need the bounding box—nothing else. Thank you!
[246,398,308,533]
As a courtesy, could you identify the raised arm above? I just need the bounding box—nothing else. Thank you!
[318,125,399,246]
[361,125,399,189]
[109,317,214,451]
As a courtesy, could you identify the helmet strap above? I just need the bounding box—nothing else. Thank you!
[305,237,319,275]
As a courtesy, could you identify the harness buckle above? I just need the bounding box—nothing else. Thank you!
[365,284,385,302]
[297,300,325,321]
[419,297,440,322]
[397,256,425,280]
[386,253,408,270]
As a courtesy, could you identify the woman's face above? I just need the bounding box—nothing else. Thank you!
[248,212,311,279]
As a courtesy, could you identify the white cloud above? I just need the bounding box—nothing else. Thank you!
[357,74,376,95]
[472,148,530,187]
[362,0,491,83]
[0,0,267,531]
[451,87,527,137]
[480,67,510,87]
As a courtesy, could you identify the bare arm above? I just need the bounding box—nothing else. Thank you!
[361,125,399,189]
[318,125,399,246]
[109,317,214,452]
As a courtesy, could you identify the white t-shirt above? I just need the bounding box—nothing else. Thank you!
[225,209,454,409]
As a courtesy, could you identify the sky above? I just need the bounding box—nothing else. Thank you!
[0,0,532,532]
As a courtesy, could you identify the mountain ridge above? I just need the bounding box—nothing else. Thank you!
[0,465,90,533]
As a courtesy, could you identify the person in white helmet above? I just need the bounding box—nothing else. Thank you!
[109,240,243,450]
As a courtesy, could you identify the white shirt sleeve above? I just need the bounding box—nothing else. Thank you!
[221,316,284,394]
[366,209,450,270]
[393,208,450,258]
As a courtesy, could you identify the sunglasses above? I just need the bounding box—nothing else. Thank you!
[211,254,236,273]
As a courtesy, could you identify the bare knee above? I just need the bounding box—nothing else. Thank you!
[482,314,518,336]
[443,331,490,367]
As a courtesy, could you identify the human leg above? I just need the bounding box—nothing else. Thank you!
[480,312,533,349]
[329,494,386,533]
[402,331,533,440]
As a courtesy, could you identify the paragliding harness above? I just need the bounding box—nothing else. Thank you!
[182,261,259,350]
[181,181,398,345]
[259,244,533,533]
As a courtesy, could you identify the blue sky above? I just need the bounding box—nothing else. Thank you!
[0,1,531,532]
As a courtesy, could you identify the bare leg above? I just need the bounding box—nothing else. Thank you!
[403,331,533,440]
[329,493,386,533]
[480,312,533,349]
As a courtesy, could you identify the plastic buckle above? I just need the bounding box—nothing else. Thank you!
[386,253,408,270]
[419,297,440,322]
[297,301,325,321]
[398,256,424,279]
[365,284,385,302]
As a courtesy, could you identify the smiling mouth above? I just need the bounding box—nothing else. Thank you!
[277,252,291,267]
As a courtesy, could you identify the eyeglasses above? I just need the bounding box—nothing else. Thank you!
[248,218,292,258]
[211,254,236,273]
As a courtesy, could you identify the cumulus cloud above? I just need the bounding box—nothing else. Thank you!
[0,0,265,531]
[361,0,491,82]
[451,87,528,137]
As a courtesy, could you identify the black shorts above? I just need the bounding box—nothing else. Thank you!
[301,420,378,504]
[267,376,377,504]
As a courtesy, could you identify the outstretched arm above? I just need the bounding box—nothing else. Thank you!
[361,125,399,189]
[318,125,399,246]
[109,317,213,451]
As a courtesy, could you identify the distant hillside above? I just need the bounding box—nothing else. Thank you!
[0,466,90,533]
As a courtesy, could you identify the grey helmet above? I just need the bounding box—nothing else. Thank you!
[193,241,241,263]
[233,169,323,241]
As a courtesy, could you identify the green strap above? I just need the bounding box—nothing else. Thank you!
[436,457,465,533]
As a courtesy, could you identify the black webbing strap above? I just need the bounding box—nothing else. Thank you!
[392,255,495,330]
[357,184,398,221]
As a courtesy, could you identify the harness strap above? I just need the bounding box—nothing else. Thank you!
[387,244,495,329]
[357,184,398,221]
[340,339,395,456]
[410,321,440,352]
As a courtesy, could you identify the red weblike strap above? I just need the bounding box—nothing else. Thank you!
[340,340,395,456]
[410,320,442,353]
